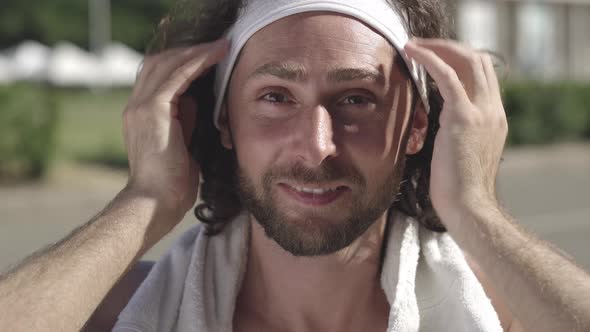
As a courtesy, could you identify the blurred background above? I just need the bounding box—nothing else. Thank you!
[0,0,589,273]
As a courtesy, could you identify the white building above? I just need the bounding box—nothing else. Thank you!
[0,40,142,87]
[457,0,590,81]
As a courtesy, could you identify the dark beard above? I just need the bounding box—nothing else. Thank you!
[236,158,405,256]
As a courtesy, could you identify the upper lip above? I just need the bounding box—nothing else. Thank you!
[279,182,350,191]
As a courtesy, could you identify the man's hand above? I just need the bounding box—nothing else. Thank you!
[405,38,507,231]
[405,39,590,332]
[123,39,228,237]
[0,39,229,332]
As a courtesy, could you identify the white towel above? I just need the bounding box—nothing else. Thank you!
[113,212,503,332]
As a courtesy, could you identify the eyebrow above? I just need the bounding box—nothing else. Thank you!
[326,68,385,85]
[249,62,307,82]
[248,62,385,85]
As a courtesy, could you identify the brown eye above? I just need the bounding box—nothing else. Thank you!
[261,92,291,104]
[340,95,370,105]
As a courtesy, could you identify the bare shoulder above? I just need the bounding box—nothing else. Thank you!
[464,253,524,332]
[83,260,155,332]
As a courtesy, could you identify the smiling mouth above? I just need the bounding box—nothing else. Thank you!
[278,183,351,206]
[289,184,348,194]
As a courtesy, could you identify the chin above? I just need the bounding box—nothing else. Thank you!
[254,208,380,257]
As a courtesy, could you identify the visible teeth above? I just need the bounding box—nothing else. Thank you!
[293,186,339,194]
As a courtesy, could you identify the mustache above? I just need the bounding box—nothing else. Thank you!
[264,160,365,186]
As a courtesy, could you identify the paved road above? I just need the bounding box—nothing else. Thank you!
[496,143,590,268]
[1,143,589,272]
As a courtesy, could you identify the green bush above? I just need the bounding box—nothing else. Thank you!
[54,87,130,169]
[502,82,590,145]
[0,84,59,180]
[56,89,131,169]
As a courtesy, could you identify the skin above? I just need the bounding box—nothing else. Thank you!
[1,11,589,332]
[222,12,425,255]
[0,39,230,331]
[220,13,425,331]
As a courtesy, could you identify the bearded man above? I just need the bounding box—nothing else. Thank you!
[1,0,589,331]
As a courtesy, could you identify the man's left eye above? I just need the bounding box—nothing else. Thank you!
[339,95,372,105]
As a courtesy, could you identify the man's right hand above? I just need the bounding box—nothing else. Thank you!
[0,39,230,332]
[122,39,229,236]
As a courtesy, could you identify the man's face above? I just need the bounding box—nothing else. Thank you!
[221,12,423,256]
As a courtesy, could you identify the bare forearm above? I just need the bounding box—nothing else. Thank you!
[452,203,590,332]
[0,39,224,331]
[0,186,169,331]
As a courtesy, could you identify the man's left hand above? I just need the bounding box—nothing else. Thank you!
[405,38,508,231]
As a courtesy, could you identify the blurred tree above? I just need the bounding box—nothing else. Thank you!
[111,0,175,51]
[0,0,173,52]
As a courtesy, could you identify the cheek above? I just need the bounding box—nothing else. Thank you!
[336,114,399,163]
[231,117,291,183]
[335,112,408,190]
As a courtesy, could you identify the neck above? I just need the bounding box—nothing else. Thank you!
[234,212,391,332]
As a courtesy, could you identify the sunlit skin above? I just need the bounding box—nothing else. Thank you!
[218,12,428,332]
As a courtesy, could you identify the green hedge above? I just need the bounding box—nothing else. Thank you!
[54,87,129,169]
[0,84,59,180]
[503,82,590,145]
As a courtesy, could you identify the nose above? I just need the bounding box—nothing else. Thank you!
[294,105,338,167]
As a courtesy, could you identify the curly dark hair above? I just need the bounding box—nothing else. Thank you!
[148,0,454,234]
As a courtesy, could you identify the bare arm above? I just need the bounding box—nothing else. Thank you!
[0,39,229,332]
[461,205,590,331]
[0,188,166,331]
[465,218,590,332]
[466,254,516,331]
[405,38,590,332]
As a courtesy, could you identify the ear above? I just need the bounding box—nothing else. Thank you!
[405,102,428,155]
[219,103,233,150]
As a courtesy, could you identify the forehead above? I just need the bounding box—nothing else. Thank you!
[236,12,397,75]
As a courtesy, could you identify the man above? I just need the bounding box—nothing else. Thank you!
[1,0,589,331]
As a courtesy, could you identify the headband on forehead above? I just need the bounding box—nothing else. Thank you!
[212,0,429,129]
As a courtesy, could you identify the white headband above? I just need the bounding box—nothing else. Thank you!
[213,0,429,129]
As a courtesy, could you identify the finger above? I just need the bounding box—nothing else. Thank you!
[140,39,229,100]
[480,53,507,131]
[133,48,202,101]
[135,53,180,98]
[129,58,151,100]
[145,40,225,79]
[480,53,502,105]
[404,41,469,105]
[411,38,488,105]
[155,39,229,105]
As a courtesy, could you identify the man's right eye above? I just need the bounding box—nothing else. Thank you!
[261,92,291,104]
